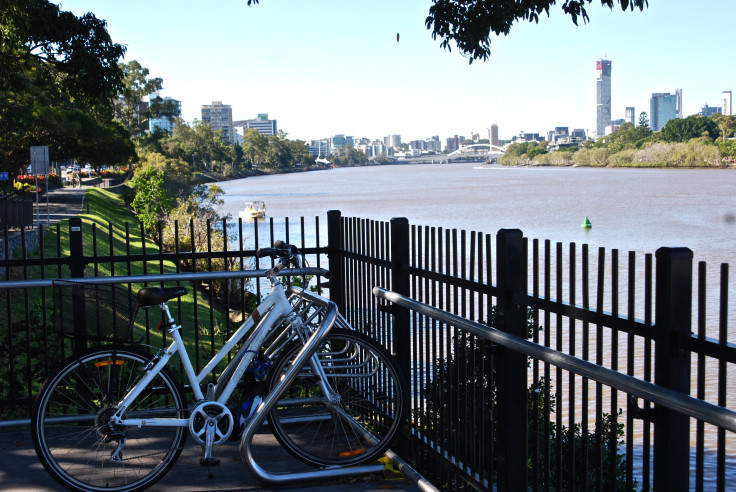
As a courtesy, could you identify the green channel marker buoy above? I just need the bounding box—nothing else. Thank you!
[581,216,592,229]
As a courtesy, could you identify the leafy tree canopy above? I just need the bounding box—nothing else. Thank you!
[1,0,130,177]
[246,0,648,63]
[114,61,179,138]
[1,0,125,103]
[659,115,719,143]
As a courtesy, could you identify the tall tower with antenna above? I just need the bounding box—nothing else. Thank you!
[596,58,612,139]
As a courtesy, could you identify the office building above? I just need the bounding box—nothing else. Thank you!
[384,135,402,149]
[700,104,722,117]
[490,124,499,146]
[723,91,733,115]
[307,140,329,158]
[625,107,635,125]
[649,91,682,132]
[201,101,233,143]
[596,59,612,139]
[426,136,442,153]
[148,93,181,134]
[233,113,278,137]
[547,127,568,144]
[329,134,354,153]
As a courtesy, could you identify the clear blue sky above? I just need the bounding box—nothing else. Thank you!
[57,0,735,142]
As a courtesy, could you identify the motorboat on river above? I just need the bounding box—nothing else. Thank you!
[239,201,266,220]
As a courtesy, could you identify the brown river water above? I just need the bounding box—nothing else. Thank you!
[217,162,735,486]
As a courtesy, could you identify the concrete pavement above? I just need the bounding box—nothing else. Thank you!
[0,427,421,492]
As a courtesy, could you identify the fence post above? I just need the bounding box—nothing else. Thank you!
[495,228,528,491]
[69,217,86,353]
[390,217,411,457]
[389,217,411,373]
[654,247,692,492]
[326,210,345,314]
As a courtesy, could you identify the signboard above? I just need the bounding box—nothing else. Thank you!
[0,172,8,181]
[30,146,50,175]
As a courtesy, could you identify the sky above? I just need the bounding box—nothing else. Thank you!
[56,0,736,143]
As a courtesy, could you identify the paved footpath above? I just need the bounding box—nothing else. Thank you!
[32,185,88,226]
[0,428,422,491]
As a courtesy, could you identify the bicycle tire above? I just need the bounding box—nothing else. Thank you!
[31,346,188,492]
[268,328,406,467]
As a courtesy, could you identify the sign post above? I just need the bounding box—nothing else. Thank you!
[30,146,50,225]
[0,172,7,228]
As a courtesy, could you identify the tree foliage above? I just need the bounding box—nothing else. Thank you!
[130,165,174,235]
[425,0,647,62]
[659,115,719,143]
[246,0,647,63]
[114,60,164,137]
[0,0,131,177]
[418,308,633,490]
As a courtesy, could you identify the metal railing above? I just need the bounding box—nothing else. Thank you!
[373,286,736,433]
[326,212,735,492]
[1,210,734,491]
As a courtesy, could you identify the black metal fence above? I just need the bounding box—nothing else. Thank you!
[326,211,735,492]
[0,210,734,491]
[0,195,34,230]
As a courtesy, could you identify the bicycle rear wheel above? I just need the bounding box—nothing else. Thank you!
[31,346,188,492]
[268,329,406,467]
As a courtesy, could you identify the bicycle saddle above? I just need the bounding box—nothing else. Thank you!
[137,286,188,306]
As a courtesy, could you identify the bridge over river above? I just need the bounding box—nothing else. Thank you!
[384,143,506,165]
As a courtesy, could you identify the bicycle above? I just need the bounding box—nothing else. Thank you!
[31,241,407,492]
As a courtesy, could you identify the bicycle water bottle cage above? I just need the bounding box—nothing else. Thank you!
[137,286,189,306]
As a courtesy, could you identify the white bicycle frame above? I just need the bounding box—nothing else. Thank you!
[110,270,324,430]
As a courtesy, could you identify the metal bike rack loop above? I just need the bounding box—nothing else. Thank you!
[238,289,384,485]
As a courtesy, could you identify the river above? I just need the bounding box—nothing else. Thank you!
[217,162,735,323]
[216,162,735,486]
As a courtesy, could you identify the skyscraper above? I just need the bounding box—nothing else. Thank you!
[596,59,612,139]
[490,124,499,146]
[650,92,680,131]
[723,91,733,116]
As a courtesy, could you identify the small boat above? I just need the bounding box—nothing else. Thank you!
[239,201,266,220]
[581,216,592,229]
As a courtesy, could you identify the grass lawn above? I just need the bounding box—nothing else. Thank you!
[3,187,233,374]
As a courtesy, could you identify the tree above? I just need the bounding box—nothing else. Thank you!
[241,128,270,168]
[659,115,719,143]
[710,113,736,140]
[638,112,650,129]
[170,120,235,172]
[130,164,174,236]
[247,1,647,63]
[1,0,127,177]
[114,60,165,137]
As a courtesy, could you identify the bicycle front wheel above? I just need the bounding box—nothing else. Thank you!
[268,329,406,467]
[31,346,188,492]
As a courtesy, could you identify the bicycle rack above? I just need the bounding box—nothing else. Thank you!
[238,288,384,485]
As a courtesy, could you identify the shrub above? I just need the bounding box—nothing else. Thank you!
[415,307,634,490]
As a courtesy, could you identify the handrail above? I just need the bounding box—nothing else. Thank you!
[0,268,330,290]
[373,287,736,434]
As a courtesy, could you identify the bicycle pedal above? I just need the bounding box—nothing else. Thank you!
[200,457,220,467]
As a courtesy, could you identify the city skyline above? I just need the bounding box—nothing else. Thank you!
[57,0,735,142]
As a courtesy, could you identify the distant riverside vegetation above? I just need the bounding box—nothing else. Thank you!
[499,115,736,168]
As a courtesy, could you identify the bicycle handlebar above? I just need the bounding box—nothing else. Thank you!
[256,240,296,260]
[257,241,331,279]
